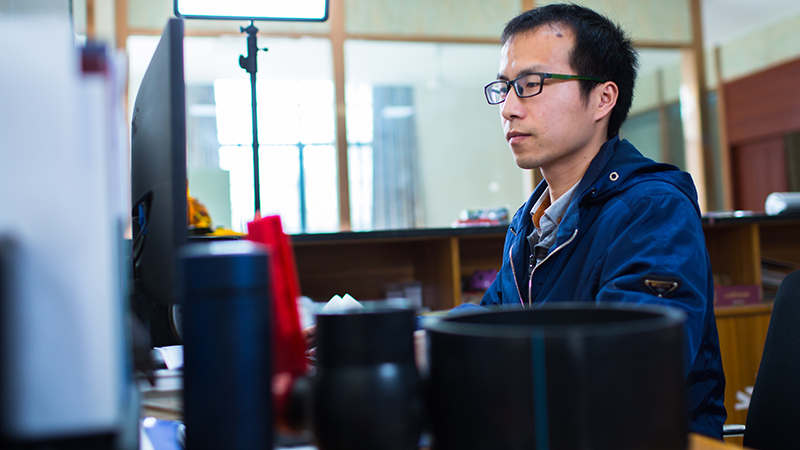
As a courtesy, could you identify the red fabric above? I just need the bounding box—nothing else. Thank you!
[246,215,306,378]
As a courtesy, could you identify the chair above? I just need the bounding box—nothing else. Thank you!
[723,270,800,449]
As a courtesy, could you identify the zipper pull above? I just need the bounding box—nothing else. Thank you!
[528,254,535,279]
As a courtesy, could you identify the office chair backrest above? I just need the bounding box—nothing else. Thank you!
[743,270,800,449]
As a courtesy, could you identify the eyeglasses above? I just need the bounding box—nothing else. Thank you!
[484,72,604,105]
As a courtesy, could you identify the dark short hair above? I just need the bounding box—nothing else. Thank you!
[501,4,638,139]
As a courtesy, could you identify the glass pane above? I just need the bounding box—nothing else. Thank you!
[299,80,335,144]
[621,49,684,167]
[346,82,374,144]
[218,145,254,232]
[303,145,339,233]
[128,35,334,233]
[214,79,252,146]
[344,40,527,230]
[260,146,301,233]
[348,144,374,231]
[666,102,686,169]
[259,80,301,145]
[621,110,661,162]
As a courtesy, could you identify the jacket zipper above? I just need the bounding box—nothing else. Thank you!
[527,228,579,307]
[509,243,524,306]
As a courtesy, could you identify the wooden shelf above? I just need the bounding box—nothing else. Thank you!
[292,228,505,311]
[292,215,800,309]
[703,222,761,285]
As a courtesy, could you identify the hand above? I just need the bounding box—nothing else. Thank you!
[414,330,428,373]
[302,325,317,360]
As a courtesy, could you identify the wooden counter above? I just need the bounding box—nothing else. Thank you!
[291,214,799,432]
[291,214,800,307]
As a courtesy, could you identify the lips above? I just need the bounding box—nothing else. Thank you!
[506,131,530,145]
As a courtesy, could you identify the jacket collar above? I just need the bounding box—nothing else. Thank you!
[512,136,621,233]
[509,135,693,235]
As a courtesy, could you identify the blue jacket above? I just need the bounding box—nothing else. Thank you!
[481,136,726,437]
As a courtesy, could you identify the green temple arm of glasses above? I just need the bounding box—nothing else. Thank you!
[546,73,605,83]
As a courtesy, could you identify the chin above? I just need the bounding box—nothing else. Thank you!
[511,147,544,170]
[513,157,542,171]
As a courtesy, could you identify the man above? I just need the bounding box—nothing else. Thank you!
[480,4,726,438]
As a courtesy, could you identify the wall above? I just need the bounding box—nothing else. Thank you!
[632,9,800,115]
[718,10,800,82]
[344,0,515,39]
[0,0,70,15]
[538,0,691,42]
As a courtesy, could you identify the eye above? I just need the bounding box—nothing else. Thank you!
[514,75,541,96]
[522,75,541,87]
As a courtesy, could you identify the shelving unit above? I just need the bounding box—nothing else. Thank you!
[702,214,800,426]
[291,214,800,425]
[291,226,506,311]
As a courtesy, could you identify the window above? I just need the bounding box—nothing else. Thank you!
[129,35,530,233]
[344,40,527,230]
[215,78,338,233]
[128,35,338,234]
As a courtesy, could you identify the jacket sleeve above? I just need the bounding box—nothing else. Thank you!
[481,271,503,306]
[593,190,713,377]
[481,222,521,307]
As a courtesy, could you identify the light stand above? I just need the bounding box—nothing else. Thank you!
[175,0,328,220]
[238,21,264,214]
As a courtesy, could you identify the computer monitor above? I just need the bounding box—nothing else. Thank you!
[130,18,187,346]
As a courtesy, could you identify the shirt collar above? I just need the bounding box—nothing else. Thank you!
[530,181,581,229]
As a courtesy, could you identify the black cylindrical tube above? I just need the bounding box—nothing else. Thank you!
[182,240,272,450]
[312,308,422,450]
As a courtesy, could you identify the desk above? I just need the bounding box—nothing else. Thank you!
[419,435,743,450]
[690,433,746,449]
[141,395,744,450]
[141,370,747,449]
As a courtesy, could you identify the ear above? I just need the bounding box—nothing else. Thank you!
[594,81,618,123]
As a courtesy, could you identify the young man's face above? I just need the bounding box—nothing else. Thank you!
[497,24,603,173]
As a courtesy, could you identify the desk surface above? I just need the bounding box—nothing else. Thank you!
[690,433,744,450]
[141,374,743,449]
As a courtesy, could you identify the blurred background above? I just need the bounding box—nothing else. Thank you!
[6,0,798,234]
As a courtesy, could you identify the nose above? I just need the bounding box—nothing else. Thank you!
[500,87,525,121]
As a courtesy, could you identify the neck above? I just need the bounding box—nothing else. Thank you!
[542,133,609,203]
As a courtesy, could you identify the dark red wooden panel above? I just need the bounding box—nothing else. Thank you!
[732,137,787,211]
[725,58,800,145]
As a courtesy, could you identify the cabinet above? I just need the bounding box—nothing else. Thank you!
[703,215,800,427]
[291,215,800,427]
[291,226,506,311]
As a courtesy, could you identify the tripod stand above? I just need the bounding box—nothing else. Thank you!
[239,21,264,214]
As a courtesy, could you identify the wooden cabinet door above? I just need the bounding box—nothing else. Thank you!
[715,305,772,427]
[732,137,787,212]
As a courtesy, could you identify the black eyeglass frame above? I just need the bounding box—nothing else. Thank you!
[484,72,605,105]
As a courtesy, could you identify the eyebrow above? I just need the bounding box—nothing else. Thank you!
[497,65,549,81]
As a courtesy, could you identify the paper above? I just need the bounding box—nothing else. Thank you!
[155,345,184,370]
[321,293,364,313]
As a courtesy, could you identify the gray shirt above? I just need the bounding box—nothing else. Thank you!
[526,182,580,277]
